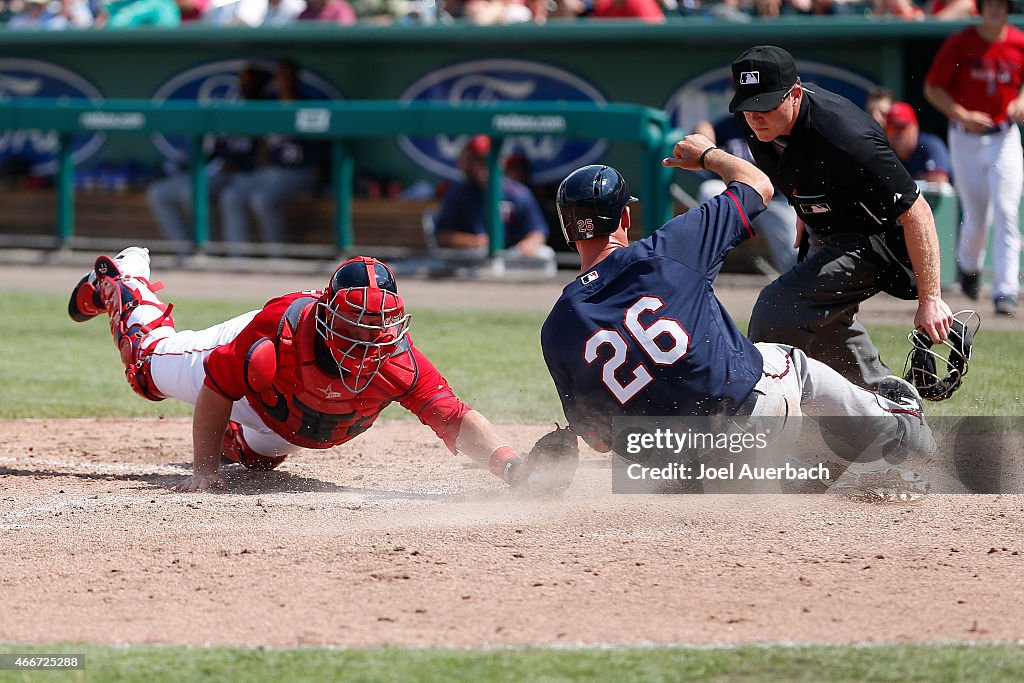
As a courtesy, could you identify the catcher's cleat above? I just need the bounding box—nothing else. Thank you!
[68,272,104,322]
[829,466,929,503]
[68,247,152,323]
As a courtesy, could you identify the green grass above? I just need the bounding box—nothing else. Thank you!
[0,291,561,421]
[1,643,1024,682]
[0,290,1020,420]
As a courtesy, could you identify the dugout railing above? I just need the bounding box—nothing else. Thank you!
[0,97,675,261]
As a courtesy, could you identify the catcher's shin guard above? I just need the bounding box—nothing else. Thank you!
[221,422,288,471]
[94,254,175,402]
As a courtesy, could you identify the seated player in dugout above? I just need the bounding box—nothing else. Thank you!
[433,135,556,261]
[68,250,559,492]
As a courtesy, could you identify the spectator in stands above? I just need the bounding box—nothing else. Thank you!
[872,0,925,19]
[885,101,953,184]
[298,0,356,22]
[8,0,59,28]
[204,0,302,24]
[464,0,532,23]
[865,86,894,128]
[348,0,405,22]
[175,0,210,21]
[706,0,752,21]
[219,59,324,257]
[591,0,664,20]
[692,114,798,273]
[752,0,785,18]
[97,0,181,26]
[262,0,305,24]
[9,0,90,27]
[434,135,554,266]
[796,0,852,15]
[925,0,977,19]
[146,64,270,260]
[528,0,583,21]
[58,0,95,25]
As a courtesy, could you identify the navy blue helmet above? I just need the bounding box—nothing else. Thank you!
[556,165,638,248]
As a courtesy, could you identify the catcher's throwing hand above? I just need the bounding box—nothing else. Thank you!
[172,472,226,493]
[511,424,580,494]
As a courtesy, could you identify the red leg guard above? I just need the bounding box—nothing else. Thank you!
[119,325,166,402]
[222,422,288,471]
[94,260,176,402]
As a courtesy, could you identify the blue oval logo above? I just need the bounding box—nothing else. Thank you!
[399,59,608,184]
[664,60,879,136]
[0,58,105,176]
[150,58,343,163]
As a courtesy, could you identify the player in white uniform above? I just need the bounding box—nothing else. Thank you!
[925,0,1024,315]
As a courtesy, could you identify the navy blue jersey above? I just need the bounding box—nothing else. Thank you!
[901,131,952,183]
[435,176,549,248]
[541,181,767,448]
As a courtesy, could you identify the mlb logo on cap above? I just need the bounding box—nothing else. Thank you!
[729,45,799,114]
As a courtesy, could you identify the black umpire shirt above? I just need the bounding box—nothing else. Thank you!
[736,84,919,239]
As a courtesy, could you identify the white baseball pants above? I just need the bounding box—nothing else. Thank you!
[948,123,1023,300]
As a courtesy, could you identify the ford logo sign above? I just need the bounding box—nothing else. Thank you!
[150,58,343,162]
[398,59,608,184]
[664,61,878,138]
[0,58,105,176]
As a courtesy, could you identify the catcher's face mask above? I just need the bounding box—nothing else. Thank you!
[316,257,411,393]
[903,310,980,401]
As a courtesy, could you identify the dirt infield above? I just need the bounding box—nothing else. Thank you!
[4,419,1024,648]
[2,261,1023,648]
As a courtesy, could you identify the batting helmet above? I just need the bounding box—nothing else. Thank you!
[556,165,638,249]
[902,310,980,402]
[316,256,410,393]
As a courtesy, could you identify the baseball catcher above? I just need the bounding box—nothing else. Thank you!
[69,247,547,493]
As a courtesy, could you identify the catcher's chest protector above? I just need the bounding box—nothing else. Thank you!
[248,302,417,448]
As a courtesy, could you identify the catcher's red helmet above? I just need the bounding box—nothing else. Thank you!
[315,256,410,393]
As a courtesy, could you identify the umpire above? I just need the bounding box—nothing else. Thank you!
[730,45,953,388]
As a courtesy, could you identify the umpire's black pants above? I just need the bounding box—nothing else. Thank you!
[747,233,892,389]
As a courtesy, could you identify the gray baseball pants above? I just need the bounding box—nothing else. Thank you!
[750,342,934,459]
[747,233,892,389]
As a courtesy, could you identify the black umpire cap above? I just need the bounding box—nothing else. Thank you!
[729,46,799,114]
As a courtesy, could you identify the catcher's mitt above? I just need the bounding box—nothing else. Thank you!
[520,424,579,493]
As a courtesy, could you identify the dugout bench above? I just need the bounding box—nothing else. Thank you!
[0,98,675,264]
